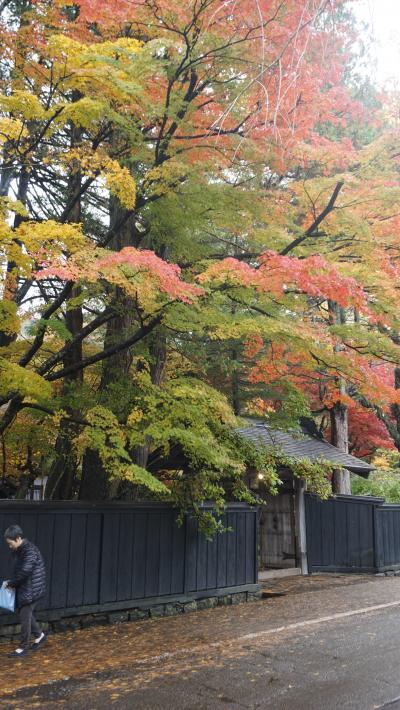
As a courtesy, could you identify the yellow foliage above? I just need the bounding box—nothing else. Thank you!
[1,220,88,279]
[46,34,143,97]
[48,35,142,62]
[0,91,46,121]
[0,117,27,143]
[0,197,28,220]
[0,301,20,337]
[16,220,87,257]
[143,161,188,197]
[54,98,110,129]
[101,158,136,209]
[64,150,136,209]
[92,38,143,58]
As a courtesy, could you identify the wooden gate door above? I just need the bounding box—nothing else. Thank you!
[259,493,297,569]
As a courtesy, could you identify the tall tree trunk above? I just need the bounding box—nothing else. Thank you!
[79,199,138,500]
[45,283,83,499]
[329,301,351,495]
[45,120,83,499]
[330,394,351,494]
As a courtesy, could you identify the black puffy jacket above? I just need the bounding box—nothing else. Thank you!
[9,539,46,608]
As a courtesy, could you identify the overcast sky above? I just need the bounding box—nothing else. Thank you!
[353,0,400,85]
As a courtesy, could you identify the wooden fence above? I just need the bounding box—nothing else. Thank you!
[305,494,400,573]
[0,501,258,625]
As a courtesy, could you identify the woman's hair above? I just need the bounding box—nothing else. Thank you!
[4,524,24,541]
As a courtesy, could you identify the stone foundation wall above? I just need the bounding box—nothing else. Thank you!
[0,589,262,642]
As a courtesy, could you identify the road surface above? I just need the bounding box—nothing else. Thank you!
[2,576,400,709]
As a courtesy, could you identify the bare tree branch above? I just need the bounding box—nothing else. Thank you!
[280,181,344,256]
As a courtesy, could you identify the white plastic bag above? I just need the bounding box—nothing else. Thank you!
[0,581,15,613]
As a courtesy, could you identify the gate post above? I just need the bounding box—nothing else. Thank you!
[295,479,308,574]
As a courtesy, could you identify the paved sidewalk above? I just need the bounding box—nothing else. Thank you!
[261,572,378,596]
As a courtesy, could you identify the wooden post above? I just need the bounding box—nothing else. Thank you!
[294,478,308,575]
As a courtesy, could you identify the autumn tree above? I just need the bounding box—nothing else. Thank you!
[1,0,397,507]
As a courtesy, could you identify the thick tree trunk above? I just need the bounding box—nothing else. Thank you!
[330,398,351,495]
[79,199,138,500]
[45,283,83,499]
[45,121,83,499]
[329,301,351,495]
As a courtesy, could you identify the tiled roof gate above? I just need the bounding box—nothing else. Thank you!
[237,423,374,477]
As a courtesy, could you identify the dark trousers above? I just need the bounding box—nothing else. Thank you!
[19,603,42,649]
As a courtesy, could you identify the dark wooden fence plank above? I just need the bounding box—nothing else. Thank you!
[374,506,400,570]
[226,513,237,588]
[217,521,228,589]
[83,513,102,605]
[67,514,87,608]
[35,513,55,610]
[359,504,373,568]
[144,513,161,597]
[206,528,218,590]
[158,510,173,597]
[0,502,258,624]
[184,515,198,593]
[333,499,347,568]
[170,515,185,595]
[50,514,71,609]
[99,513,120,603]
[245,511,255,583]
[196,528,208,591]
[325,501,333,565]
[306,494,400,573]
[116,513,135,601]
[131,512,147,600]
[236,513,247,586]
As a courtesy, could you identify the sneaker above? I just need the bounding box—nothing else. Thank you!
[9,648,29,658]
[31,633,47,651]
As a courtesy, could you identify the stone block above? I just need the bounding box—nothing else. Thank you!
[149,605,166,618]
[183,601,198,613]
[69,621,82,631]
[108,611,129,624]
[79,614,108,628]
[197,597,218,611]
[164,603,183,616]
[231,592,247,605]
[129,608,149,621]
[52,620,71,633]
[247,590,262,602]
[0,625,16,637]
[218,595,232,606]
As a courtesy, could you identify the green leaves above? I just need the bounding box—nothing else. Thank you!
[79,406,169,495]
[0,359,52,402]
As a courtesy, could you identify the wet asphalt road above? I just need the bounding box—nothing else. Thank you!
[3,579,400,709]
[4,605,400,709]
